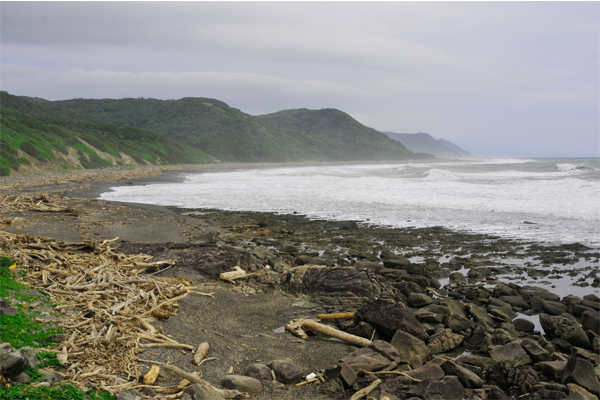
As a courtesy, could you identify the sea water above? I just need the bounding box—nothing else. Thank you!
[101,158,600,248]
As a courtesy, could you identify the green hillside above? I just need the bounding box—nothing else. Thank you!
[258,108,422,161]
[38,98,422,163]
[0,92,214,176]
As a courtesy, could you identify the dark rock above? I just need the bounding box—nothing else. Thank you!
[340,347,391,372]
[267,360,304,384]
[383,257,411,268]
[489,341,532,368]
[405,363,445,381]
[514,318,535,332]
[189,383,223,400]
[408,293,433,308]
[427,328,464,355]
[369,340,401,362]
[413,310,444,324]
[0,343,29,379]
[540,314,591,349]
[466,303,497,327]
[581,310,599,334]
[325,362,357,387]
[354,299,428,341]
[486,387,513,400]
[320,378,346,399]
[390,330,431,365]
[498,296,531,310]
[441,360,484,388]
[288,266,382,299]
[115,390,144,400]
[521,286,560,302]
[561,358,600,396]
[521,338,552,362]
[542,299,569,316]
[455,355,498,371]
[566,383,598,400]
[0,306,18,316]
[407,376,465,400]
[246,363,272,381]
[494,283,520,297]
[534,361,568,381]
[221,375,262,394]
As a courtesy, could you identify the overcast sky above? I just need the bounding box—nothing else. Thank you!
[1,2,598,157]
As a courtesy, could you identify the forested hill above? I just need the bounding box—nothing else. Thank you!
[0,92,214,176]
[258,108,426,161]
[29,97,425,163]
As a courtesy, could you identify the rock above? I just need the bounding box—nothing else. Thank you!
[521,338,553,362]
[486,386,513,400]
[288,266,382,299]
[325,362,357,387]
[115,390,144,400]
[354,299,428,341]
[494,283,520,297]
[489,341,532,368]
[340,347,391,372]
[39,369,64,382]
[521,286,560,302]
[542,299,569,316]
[514,318,535,332]
[189,383,224,400]
[405,363,445,381]
[320,378,346,399]
[427,328,464,355]
[383,257,411,268]
[581,310,599,334]
[0,343,29,379]
[390,330,431,366]
[251,247,274,260]
[561,358,600,396]
[540,314,592,349]
[221,375,262,394]
[408,293,433,308]
[246,363,272,381]
[267,360,304,384]
[535,361,568,380]
[466,303,497,327]
[441,360,484,388]
[498,296,531,310]
[368,340,401,362]
[407,376,465,400]
[567,383,598,400]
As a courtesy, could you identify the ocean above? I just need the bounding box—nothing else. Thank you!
[100,158,600,249]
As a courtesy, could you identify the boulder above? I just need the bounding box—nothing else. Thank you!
[581,310,599,335]
[440,360,484,388]
[287,266,382,299]
[189,383,223,400]
[405,363,445,381]
[540,314,591,349]
[354,299,428,341]
[466,303,497,327]
[514,318,536,332]
[246,363,272,381]
[383,257,411,268]
[267,360,304,384]
[521,338,553,362]
[489,341,532,368]
[221,375,262,394]
[390,330,431,365]
[368,340,401,362]
[340,347,390,372]
[542,299,569,316]
[0,343,29,379]
[498,296,531,310]
[567,383,599,400]
[324,362,357,387]
[408,293,433,308]
[427,328,464,355]
[407,376,465,400]
[561,358,600,396]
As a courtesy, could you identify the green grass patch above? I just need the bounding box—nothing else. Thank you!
[0,382,115,400]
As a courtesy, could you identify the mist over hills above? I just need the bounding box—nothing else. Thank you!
[384,131,473,158]
[2,92,471,176]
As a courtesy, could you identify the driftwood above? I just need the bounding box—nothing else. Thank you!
[143,365,160,385]
[219,266,256,281]
[285,318,371,348]
[192,342,209,365]
[317,312,355,320]
[160,363,250,399]
[349,379,381,400]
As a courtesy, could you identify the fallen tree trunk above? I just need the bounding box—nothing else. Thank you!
[285,318,371,348]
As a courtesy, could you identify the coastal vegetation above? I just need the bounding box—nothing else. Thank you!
[0,92,214,176]
[19,95,421,165]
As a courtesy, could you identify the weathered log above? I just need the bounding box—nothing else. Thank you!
[285,318,371,347]
[159,363,250,399]
[220,266,249,281]
[317,312,355,320]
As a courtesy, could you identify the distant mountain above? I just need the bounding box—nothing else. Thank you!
[0,92,214,176]
[259,108,432,161]
[37,98,425,163]
[384,132,472,158]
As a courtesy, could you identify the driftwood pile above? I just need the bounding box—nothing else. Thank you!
[0,229,229,397]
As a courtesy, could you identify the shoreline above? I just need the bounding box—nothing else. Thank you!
[1,165,599,400]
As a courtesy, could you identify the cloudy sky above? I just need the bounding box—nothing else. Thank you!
[2,2,598,157]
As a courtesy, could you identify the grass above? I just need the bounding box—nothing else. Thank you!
[0,257,115,400]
